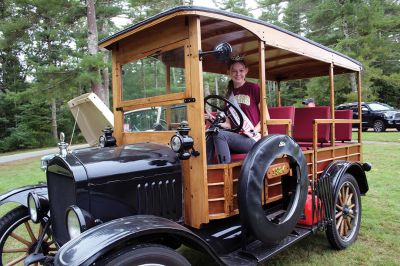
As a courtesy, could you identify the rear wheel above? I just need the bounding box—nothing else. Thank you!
[104,244,190,266]
[0,206,57,265]
[373,119,386,132]
[326,173,361,250]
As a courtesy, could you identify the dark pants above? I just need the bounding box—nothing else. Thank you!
[206,131,256,164]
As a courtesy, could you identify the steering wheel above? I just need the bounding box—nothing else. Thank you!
[204,95,244,133]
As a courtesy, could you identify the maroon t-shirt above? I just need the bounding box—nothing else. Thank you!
[233,81,260,127]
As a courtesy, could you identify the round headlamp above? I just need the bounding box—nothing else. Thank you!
[170,135,183,152]
[66,206,95,240]
[27,192,49,223]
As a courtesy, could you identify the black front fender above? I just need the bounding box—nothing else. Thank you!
[0,184,48,207]
[54,215,221,266]
[320,161,369,195]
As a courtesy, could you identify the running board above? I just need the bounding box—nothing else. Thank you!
[220,227,312,265]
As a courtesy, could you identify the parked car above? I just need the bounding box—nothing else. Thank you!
[336,102,400,132]
[0,6,370,266]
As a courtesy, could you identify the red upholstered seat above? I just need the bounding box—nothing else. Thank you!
[293,107,331,143]
[231,153,247,162]
[268,106,295,134]
[335,110,352,142]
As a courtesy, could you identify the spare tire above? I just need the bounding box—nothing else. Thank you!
[238,134,308,245]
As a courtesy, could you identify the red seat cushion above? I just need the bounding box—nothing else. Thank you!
[293,107,331,143]
[231,153,247,162]
[268,106,295,134]
[335,110,352,141]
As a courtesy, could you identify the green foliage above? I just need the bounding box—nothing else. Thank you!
[213,0,252,16]
[258,0,400,108]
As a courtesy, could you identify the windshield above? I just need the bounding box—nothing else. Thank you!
[123,105,187,132]
[368,103,393,111]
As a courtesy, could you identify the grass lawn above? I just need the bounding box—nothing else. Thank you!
[352,130,400,142]
[0,141,399,265]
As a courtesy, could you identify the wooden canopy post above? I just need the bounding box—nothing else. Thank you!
[165,65,172,128]
[183,16,209,228]
[276,81,281,107]
[112,50,123,144]
[259,41,268,136]
[357,71,363,161]
[329,63,335,146]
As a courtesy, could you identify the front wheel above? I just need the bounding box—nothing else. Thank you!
[326,173,361,250]
[104,244,191,266]
[0,206,57,265]
[373,119,386,132]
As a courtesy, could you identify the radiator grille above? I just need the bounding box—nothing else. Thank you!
[136,178,181,220]
[47,172,76,245]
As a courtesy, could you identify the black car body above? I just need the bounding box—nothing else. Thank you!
[46,143,183,246]
[336,102,400,132]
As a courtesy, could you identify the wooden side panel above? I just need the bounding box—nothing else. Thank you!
[116,17,189,64]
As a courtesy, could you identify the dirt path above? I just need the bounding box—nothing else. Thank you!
[0,144,89,164]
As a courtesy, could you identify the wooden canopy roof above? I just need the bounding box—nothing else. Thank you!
[99,6,362,81]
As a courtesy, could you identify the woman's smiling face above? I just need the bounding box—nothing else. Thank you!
[228,62,248,87]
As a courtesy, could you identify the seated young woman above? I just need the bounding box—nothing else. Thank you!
[205,58,261,164]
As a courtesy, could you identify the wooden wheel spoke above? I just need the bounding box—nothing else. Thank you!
[345,186,349,202]
[346,193,354,205]
[348,203,355,209]
[24,221,37,242]
[5,254,27,266]
[43,234,49,242]
[49,247,58,251]
[338,190,344,205]
[339,217,345,236]
[10,232,31,246]
[336,216,343,230]
[3,247,29,253]
[349,213,355,219]
[336,204,343,210]
[346,217,352,230]
[343,217,348,236]
[335,211,343,219]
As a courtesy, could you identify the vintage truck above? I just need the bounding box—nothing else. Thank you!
[0,6,370,265]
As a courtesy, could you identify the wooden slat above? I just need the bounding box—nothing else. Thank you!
[259,41,268,136]
[330,64,336,146]
[202,25,245,40]
[122,132,175,145]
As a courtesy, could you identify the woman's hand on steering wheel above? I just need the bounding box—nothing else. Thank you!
[204,95,244,133]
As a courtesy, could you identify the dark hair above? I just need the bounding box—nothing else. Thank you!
[226,59,247,97]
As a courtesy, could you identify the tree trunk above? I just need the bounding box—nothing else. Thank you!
[340,4,357,92]
[86,0,106,102]
[51,98,58,141]
[100,20,110,107]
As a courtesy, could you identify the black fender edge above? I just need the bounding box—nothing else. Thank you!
[54,215,223,266]
[320,161,369,195]
[0,184,48,207]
